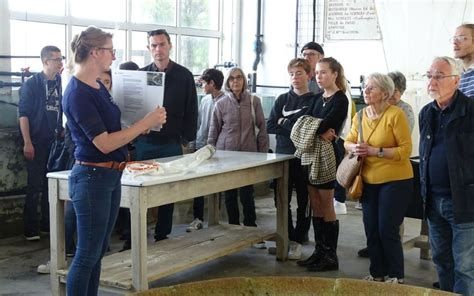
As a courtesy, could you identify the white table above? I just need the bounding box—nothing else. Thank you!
[48,151,292,294]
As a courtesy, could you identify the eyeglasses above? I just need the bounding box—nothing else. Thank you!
[48,57,64,63]
[301,52,317,58]
[228,75,244,82]
[98,47,116,56]
[364,85,379,92]
[449,35,471,43]
[424,74,458,81]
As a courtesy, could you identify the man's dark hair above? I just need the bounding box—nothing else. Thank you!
[119,61,139,70]
[147,29,171,44]
[40,45,61,63]
[200,68,224,90]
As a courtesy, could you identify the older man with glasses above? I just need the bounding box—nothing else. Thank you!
[18,45,64,241]
[419,56,474,296]
[300,41,325,95]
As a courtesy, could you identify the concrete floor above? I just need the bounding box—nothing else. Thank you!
[0,193,438,295]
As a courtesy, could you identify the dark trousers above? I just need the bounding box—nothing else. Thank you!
[225,185,256,226]
[134,138,182,240]
[274,157,310,243]
[334,138,346,203]
[362,178,413,279]
[23,140,51,236]
[192,196,204,221]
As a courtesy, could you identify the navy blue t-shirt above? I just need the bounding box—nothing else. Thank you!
[63,76,127,162]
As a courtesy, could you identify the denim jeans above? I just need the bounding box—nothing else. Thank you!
[64,200,76,255]
[225,185,257,226]
[23,139,51,236]
[134,138,182,240]
[427,195,474,296]
[333,138,346,203]
[362,178,413,279]
[66,165,122,296]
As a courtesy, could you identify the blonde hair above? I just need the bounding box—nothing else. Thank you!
[71,26,113,64]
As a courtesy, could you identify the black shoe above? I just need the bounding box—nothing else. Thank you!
[358,247,369,258]
[297,248,324,267]
[306,250,338,272]
[154,235,169,242]
[119,241,131,252]
[432,282,440,289]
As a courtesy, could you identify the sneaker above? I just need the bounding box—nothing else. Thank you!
[357,247,369,258]
[355,202,363,210]
[186,218,203,232]
[334,200,347,215]
[252,241,266,249]
[288,241,302,260]
[37,261,50,274]
[386,277,404,284]
[363,275,384,282]
[25,234,40,241]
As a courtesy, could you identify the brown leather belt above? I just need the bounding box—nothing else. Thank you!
[76,161,127,172]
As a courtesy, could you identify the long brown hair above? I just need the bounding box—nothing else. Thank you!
[318,57,346,93]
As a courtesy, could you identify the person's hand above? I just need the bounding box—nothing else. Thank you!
[320,128,336,142]
[144,106,167,128]
[23,142,34,160]
[353,142,369,156]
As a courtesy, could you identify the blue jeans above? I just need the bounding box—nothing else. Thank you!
[66,165,122,296]
[427,195,474,296]
[23,139,51,236]
[225,185,257,226]
[362,178,413,279]
[134,138,182,240]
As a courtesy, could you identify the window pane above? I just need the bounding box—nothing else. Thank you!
[70,0,126,22]
[71,26,126,69]
[131,0,176,26]
[131,31,176,68]
[180,36,218,75]
[10,21,65,72]
[8,0,65,16]
[180,0,219,30]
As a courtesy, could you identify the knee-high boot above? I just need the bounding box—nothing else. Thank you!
[297,217,324,267]
[307,220,339,272]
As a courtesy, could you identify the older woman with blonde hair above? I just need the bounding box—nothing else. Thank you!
[344,73,413,284]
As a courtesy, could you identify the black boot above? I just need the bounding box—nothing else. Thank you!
[307,220,339,272]
[297,217,324,267]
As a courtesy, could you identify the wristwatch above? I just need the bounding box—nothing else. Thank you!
[377,147,384,158]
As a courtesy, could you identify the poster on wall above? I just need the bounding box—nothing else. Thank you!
[324,0,381,40]
[112,70,165,131]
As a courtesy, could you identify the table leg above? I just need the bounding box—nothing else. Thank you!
[208,193,220,226]
[49,178,66,296]
[130,187,148,291]
[275,161,289,261]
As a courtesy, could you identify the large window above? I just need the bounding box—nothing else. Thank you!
[9,0,226,76]
[10,21,66,72]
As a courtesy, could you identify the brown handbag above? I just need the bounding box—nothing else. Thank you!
[347,164,364,201]
[336,110,364,188]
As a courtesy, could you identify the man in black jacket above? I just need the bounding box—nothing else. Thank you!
[419,56,474,296]
[19,45,63,240]
[138,29,198,241]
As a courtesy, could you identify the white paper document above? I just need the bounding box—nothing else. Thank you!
[112,70,165,131]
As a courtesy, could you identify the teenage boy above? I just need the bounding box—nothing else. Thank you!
[187,68,225,232]
[266,58,317,259]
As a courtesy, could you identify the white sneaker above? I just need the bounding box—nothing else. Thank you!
[333,200,347,215]
[37,261,50,274]
[186,218,203,232]
[386,277,404,284]
[288,241,302,260]
[363,275,384,282]
[252,241,267,249]
[355,202,363,210]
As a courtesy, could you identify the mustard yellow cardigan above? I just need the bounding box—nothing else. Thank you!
[345,105,413,184]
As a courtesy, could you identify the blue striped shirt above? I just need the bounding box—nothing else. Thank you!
[459,66,474,98]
